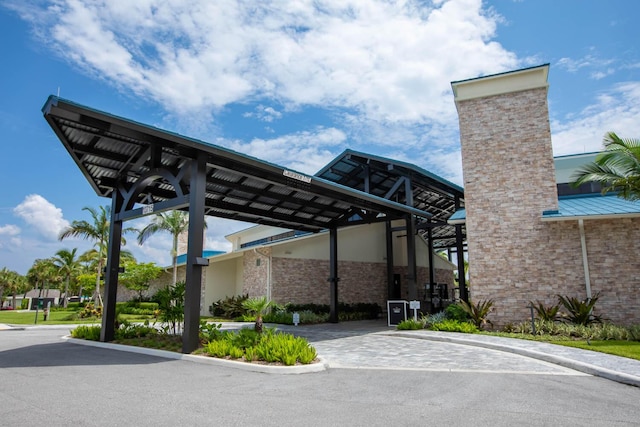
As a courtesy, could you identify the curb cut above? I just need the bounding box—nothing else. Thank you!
[391,332,640,388]
[62,336,328,375]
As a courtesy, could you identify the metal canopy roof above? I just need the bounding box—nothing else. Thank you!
[542,194,640,221]
[316,150,465,248]
[42,96,432,232]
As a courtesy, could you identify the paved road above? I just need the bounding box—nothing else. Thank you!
[2,326,640,426]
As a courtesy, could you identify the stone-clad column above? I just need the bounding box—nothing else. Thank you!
[451,65,559,325]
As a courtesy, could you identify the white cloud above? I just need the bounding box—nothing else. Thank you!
[551,82,640,156]
[226,127,347,174]
[0,224,21,236]
[13,195,70,241]
[11,0,516,123]
[0,225,22,250]
[243,105,283,122]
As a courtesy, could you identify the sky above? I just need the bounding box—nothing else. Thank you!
[0,0,638,275]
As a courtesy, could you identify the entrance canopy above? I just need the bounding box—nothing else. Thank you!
[316,150,465,249]
[42,96,432,231]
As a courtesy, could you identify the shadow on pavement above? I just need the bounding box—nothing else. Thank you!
[0,341,168,368]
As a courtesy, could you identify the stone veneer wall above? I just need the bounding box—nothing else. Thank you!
[455,67,640,326]
[242,248,270,297]
[270,257,453,309]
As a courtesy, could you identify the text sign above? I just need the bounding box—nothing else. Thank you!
[142,204,154,215]
[409,300,420,310]
[283,170,312,183]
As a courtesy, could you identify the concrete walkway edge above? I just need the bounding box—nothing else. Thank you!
[392,332,640,388]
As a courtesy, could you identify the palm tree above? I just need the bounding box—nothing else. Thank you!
[138,210,205,285]
[59,205,135,307]
[52,248,81,307]
[0,267,14,306]
[571,132,640,201]
[242,296,273,333]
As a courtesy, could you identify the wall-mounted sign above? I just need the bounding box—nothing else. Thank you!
[142,204,154,215]
[283,170,312,183]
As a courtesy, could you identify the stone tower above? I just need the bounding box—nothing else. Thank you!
[451,64,560,324]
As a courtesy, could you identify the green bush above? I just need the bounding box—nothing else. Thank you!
[77,303,102,319]
[430,319,478,333]
[445,304,469,322]
[115,321,158,340]
[396,319,423,330]
[71,325,102,341]
[21,299,29,310]
[202,328,317,365]
[209,294,249,319]
[116,301,159,315]
[529,300,560,321]
[557,293,602,326]
[459,299,494,329]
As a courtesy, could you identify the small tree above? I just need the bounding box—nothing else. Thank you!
[155,281,185,335]
[119,261,162,301]
[242,296,273,333]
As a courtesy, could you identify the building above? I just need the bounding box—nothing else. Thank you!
[451,64,640,326]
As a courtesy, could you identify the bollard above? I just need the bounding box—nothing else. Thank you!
[528,304,536,335]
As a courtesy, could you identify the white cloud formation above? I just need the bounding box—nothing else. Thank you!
[551,82,640,156]
[9,0,516,123]
[13,194,70,241]
[243,105,283,122]
[0,224,21,236]
[226,127,347,174]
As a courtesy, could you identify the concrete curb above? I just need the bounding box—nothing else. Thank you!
[391,332,640,388]
[62,336,328,375]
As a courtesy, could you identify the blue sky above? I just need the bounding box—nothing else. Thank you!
[0,0,638,275]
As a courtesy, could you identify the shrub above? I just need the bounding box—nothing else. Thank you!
[529,300,560,322]
[209,294,249,319]
[397,319,423,330]
[628,325,640,342]
[20,299,29,310]
[445,303,469,322]
[199,321,224,344]
[421,311,446,328]
[71,325,101,341]
[557,293,602,326]
[458,299,494,329]
[115,321,157,340]
[77,303,102,319]
[430,319,478,333]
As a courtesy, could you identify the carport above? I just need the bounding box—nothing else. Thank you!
[42,96,435,353]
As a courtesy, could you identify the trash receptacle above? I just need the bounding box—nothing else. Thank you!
[387,300,408,326]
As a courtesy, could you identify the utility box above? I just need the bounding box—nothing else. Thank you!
[387,300,408,326]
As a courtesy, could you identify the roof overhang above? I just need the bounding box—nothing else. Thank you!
[43,96,432,232]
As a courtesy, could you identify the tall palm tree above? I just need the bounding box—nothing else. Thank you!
[571,132,640,201]
[0,267,14,306]
[138,210,205,285]
[27,259,59,300]
[52,248,81,307]
[59,205,135,307]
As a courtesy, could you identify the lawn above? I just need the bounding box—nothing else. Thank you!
[554,340,640,361]
[0,309,96,324]
[0,310,154,325]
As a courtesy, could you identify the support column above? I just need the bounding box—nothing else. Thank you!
[427,223,435,288]
[386,221,394,299]
[456,224,468,302]
[183,154,207,353]
[101,190,124,342]
[328,227,339,323]
[406,216,418,300]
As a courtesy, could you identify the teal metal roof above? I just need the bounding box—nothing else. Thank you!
[542,195,640,221]
[448,195,640,224]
